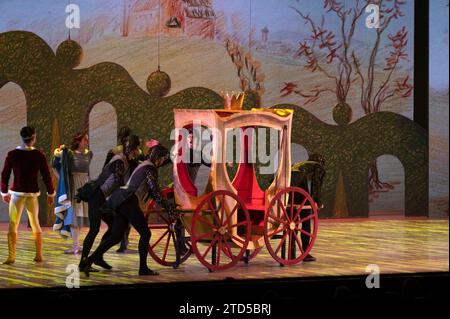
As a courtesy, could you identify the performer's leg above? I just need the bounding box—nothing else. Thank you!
[300,208,316,262]
[80,192,104,265]
[3,195,25,264]
[91,215,127,261]
[127,205,157,275]
[100,211,114,242]
[83,213,128,276]
[93,211,115,269]
[25,196,43,262]
[65,226,81,254]
[117,223,131,253]
[300,209,311,250]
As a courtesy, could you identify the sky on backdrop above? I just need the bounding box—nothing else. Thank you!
[0,0,447,89]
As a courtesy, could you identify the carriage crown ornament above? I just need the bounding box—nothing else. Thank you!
[222,91,245,110]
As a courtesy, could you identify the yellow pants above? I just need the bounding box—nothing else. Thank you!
[8,194,41,234]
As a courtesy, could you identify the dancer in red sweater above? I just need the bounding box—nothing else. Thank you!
[1,126,55,264]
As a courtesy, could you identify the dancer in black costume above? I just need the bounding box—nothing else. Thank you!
[291,153,325,262]
[78,135,141,270]
[83,144,173,276]
[103,126,134,253]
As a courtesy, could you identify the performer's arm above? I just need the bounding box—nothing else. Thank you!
[314,166,326,207]
[102,150,114,168]
[109,159,125,186]
[145,167,168,210]
[1,152,12,200]
[39,152,55,197]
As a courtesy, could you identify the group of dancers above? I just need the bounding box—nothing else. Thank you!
[1,126,173,276]
[1,125,321,276]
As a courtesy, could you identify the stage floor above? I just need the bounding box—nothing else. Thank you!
[0,218,448,289]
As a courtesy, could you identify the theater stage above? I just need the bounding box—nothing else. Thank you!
[0,217,448,299]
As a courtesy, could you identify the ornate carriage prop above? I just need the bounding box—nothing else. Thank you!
[146,108,319,272]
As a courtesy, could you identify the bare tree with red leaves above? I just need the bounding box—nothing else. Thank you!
[282,0,413,192]
[225,37,266,98]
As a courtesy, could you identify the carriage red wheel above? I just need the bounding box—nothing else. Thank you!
[191,190,251,271]
[264,187,318,266]
[146,189,192,267]
[147,210,192,266]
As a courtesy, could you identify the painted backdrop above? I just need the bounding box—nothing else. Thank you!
[0,0,447,223]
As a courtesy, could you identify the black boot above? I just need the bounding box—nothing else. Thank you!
[79,256,99,273]
[93,256,113,270]
[79,257,99,277]
[303,254,316,262]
